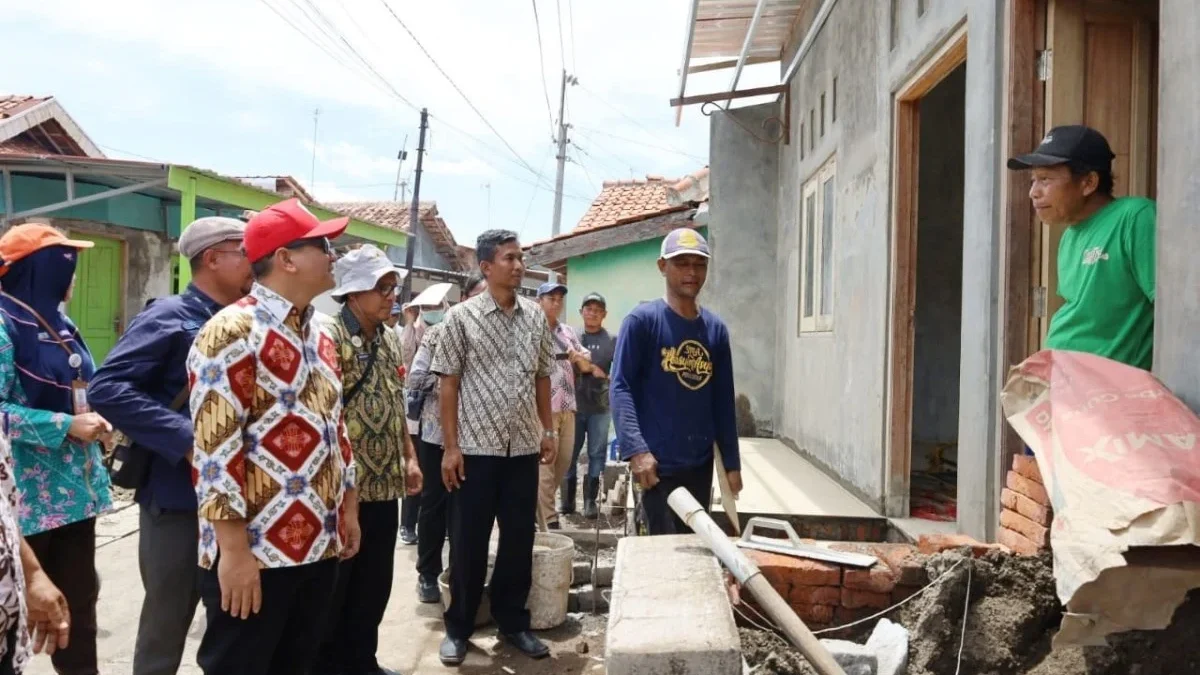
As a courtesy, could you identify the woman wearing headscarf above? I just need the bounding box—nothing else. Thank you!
[0,225,113,675]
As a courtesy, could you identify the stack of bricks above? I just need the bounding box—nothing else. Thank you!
[998,454,1053,554]
[742,542,929,630]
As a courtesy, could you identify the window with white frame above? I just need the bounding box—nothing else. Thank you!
[799,158,836,333]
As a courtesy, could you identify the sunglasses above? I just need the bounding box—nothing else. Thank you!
[285,237,334,256]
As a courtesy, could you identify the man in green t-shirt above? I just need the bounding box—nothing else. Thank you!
[1008,124,1156,370]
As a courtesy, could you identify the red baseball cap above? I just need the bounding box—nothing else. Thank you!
[243,198,349,263]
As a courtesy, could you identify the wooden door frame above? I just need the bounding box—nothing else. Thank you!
[65,228,128,337]
[884,25,968,518]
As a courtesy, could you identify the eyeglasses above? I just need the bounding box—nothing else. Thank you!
[285,237,334,256]
[374,283,399,297]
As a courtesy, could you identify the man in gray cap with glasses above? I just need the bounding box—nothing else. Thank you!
[316,244,422,675]
[89,216,251,675]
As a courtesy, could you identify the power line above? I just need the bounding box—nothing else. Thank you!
[555,0,567,74]
[376,0,541,177]
[574,125,708,163]
[577,81,697,157]
[520,148,555,237]
[530,0,556,134]
[567,0,577,72]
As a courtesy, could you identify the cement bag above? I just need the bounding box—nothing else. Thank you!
[1000,349,1200,647]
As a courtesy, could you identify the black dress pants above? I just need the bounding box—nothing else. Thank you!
[640,461,715,535]
[315,500,399,675]
[416,439,450,581]
[444,453,539,640]
[197,557,338,675]
[26,517,99,675]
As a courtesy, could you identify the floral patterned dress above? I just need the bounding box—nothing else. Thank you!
[0,322,112,537]
[0,431,31,672]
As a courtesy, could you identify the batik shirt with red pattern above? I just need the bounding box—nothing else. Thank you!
[186,283,356,570]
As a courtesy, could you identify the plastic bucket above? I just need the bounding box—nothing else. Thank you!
[438,564,494,628]
[528,532,575,630]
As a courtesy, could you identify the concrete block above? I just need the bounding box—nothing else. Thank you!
[865,619,909,675]
[606,534,741,675]
[570,585,609,613]
[818,639,877,675]
[592,563,614,588]
[572,561,591,587]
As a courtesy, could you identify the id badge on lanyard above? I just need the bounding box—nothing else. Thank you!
[71,379,90,414]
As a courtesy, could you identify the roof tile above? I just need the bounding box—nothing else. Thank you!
[325,201,471,272]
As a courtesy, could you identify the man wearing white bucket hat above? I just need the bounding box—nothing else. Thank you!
[316,245,422,675]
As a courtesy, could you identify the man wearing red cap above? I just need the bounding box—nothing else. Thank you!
[186,199,362,674]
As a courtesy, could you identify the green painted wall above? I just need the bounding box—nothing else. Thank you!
[5,175,168,232]
[564,227,707,334]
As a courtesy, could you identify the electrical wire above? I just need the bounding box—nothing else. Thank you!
[530,0,557,134]
[577,82,697,157]
[955,563,973,675]
[567,0,577,72]
[555,0,567,73]
[375,0,542,177]
[573,125,708,163]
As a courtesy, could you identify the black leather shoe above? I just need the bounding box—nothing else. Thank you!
[417,575,440,604]
[439,636,467,666]
[399,526,418,545]
[503,631,550,659]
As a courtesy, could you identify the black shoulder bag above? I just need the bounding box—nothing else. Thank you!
[104,387,190,490]
[343,340,380,406]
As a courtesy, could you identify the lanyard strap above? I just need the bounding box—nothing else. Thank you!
[0,292,81,376]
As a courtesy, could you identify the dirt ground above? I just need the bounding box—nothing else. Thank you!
[741,549,1200,675]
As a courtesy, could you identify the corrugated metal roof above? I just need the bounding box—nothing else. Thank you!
[689,0,811,59]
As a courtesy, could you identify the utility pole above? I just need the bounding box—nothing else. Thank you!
[551,69,577,237]
[393,136,409,201]
[403,109,429,303]
[310,108,320,189]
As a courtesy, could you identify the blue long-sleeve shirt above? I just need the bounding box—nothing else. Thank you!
[88,284,223,511]
[609,299,740,474]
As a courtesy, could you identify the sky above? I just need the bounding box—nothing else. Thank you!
[2,0,780,248]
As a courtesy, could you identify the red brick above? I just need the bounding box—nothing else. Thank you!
[917,534,1005,558]
[843,564,897,594]
[997,526,1043,555]
[891,584,924,604]
[745,549,842,587]
[1001,487,1053,527]
[1000,508,1050,545]
[1012,454,1044,484]
[1007,470,1050,505]
[788,585,842,606]
[793,602,836,625]
[829,542,929,586]
[833,606,876,625]
[841,588,892,610]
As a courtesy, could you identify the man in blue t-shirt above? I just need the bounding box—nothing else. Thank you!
[609,228,741,535]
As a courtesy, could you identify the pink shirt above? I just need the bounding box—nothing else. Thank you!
[549,322,588,413]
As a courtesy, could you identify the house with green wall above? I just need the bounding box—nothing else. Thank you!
[526,171,709,335]
[0,95,406,364]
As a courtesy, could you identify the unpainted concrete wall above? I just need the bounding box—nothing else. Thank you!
[770,0,976,509]
[710,103,780,437]
[47,219,172,325]
[911,64,966,446]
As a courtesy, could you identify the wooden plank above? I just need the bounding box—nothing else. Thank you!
[1003,0,1040,464]
[1046,0,1086,126]
[525,209,696,267]
[897,25,968,102]
[1028,0,1048,356]
[1083,20,1134,196]
[1129,17,1153,197]
[885,98,919,518]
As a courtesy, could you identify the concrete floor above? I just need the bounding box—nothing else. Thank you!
[27,503,607,675]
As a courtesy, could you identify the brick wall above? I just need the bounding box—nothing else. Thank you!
[998,454,1053,554]
[743,543,930,630]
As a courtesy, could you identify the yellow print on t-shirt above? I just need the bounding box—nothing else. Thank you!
[661,339,713,391]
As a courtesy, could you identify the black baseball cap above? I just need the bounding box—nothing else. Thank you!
[580,292,606,309]
[1007,125,1115,171]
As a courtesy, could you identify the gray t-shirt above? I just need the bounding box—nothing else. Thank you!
[576,327,616,415]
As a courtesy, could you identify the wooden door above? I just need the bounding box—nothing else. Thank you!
[67,234,123,365]
[1038,0,1157,344]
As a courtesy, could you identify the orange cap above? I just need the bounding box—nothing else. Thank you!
[0,224,94,277]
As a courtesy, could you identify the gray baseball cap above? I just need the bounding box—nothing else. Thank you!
[659,228,710,260]
[331,244,407,301]
[178,217,246,259]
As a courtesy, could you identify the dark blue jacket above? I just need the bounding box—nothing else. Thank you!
[89,284,223,511]
[610,299,740,475]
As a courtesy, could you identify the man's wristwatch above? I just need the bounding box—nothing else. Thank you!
[543,430,558,440]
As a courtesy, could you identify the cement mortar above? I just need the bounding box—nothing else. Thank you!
[741,549,1200,675]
